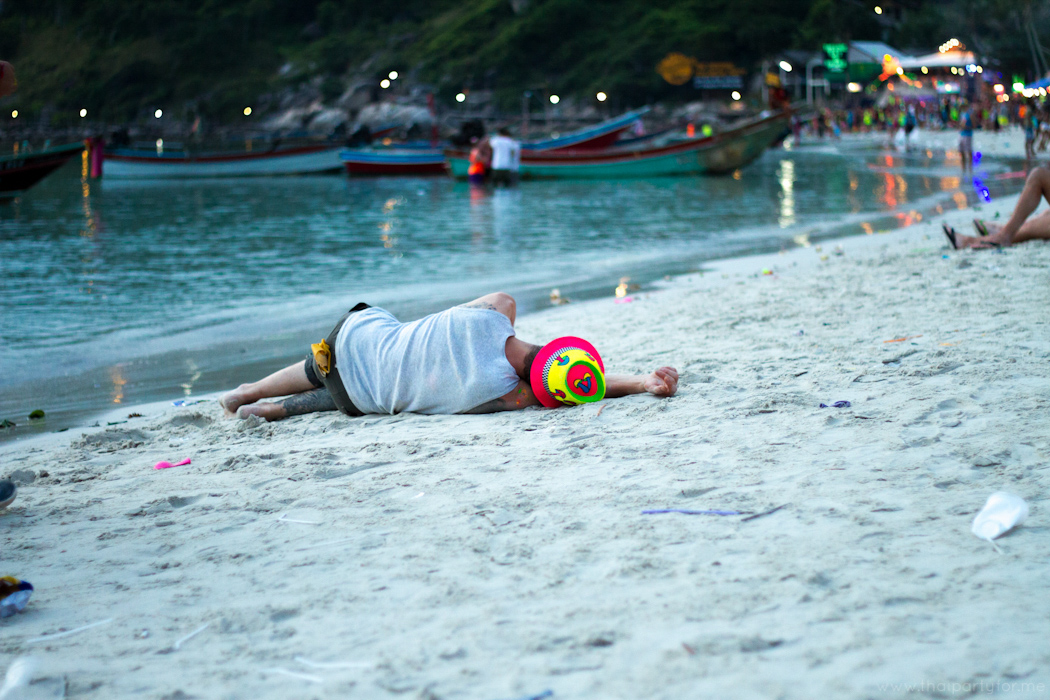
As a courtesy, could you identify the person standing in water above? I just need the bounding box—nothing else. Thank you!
[959,104,974,172]
[488,128,521,186]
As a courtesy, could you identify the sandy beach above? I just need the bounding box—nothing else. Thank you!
[2,189,1049,699]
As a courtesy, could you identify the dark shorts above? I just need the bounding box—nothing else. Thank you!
[304,302,370,416]
[490,169,517,186]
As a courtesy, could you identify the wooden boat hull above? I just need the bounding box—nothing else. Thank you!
[342,148,447,176]
[446,112,790,180]
[521,108,649,152]
[341,108,650,176]
[0,142,84,196]
[104,145,343,178]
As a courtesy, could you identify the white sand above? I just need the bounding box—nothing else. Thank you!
[2,193,1050,699]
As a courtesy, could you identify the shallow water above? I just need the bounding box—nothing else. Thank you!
[0,142,1022,439]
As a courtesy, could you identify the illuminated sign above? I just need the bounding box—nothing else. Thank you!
[823,43,849,74]
[658,54,745,88]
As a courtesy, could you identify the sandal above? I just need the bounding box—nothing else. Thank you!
[942,224,959,249]
[973,219,990,237]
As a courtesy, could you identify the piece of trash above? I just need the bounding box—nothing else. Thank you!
[171,399,205,407]
[795,329,804,336]
[819,401,851,408]
[883,335,922,343]
[819,254,829,261]
[761,268,773,275]
[0,577,33,618]
[277,514,321,525]
[154,458,191,470]
[741,504,788,522]
[26,618,113,644]
[128,413,143,418]
[0,419,14,429]
[833,245,844,256]
[173,622,210,650]
[294,657,373,670]
[106,420,127,426]
[0,656,41,699]
[972,492,1028,542]
[262,668,324,684]
[614,277,630,298]
[642,509,741,516]
[549,289,569,305]
[498,691,553,700]
[27,410,44,420]
[0,480,15,509]
[942,254,949,259]
[613,297,634,304]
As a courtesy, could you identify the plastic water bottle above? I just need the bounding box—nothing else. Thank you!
[971,492,1029,541]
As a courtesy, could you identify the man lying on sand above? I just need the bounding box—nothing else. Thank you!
[944,166,1050,249]
[221,292,679,420]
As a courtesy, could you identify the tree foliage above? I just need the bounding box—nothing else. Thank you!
[0,0,1045,124]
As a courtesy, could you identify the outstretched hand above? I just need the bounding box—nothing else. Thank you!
[643,367,679,397]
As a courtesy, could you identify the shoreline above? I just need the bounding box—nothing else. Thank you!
[2,187,1049,696]
[0,138,1030,444]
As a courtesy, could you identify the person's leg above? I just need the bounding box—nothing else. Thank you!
[972,208,1050,245]
[990,166,1050,244]
[459,291,516,325]
[220,360,316,415]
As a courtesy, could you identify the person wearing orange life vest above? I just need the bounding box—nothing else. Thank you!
[468,135,491,185]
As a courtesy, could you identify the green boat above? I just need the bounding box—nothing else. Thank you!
[447,111,790,180]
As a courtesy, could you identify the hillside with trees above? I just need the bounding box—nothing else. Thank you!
[0,0,1046,126]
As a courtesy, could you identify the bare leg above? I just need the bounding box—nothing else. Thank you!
[971,209,1050,245]
[986,167,1050,245]
[220,360,316,415]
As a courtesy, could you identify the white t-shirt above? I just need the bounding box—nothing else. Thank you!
[334,306,520,415]
[489,135,520,171]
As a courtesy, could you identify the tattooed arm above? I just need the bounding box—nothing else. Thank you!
[276,388,338,417]
[463,381,540,414]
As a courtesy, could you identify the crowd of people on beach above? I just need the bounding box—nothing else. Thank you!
[793,96,1050,152]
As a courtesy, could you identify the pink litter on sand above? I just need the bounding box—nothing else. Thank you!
[154,458,191,470]
[614,297,634,304]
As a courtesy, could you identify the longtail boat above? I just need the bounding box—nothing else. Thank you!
[0,142,84,197]
[103,143,343,178]
[341,108,650,176]
[445,112,790,180]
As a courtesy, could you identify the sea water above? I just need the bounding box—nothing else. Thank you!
[0,142,1021,438]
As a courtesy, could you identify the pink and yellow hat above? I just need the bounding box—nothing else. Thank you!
[530,336,606,408]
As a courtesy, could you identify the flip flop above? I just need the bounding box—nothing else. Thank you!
[0,480,15,509]
[942,224,959,250]
[973,219,990,236]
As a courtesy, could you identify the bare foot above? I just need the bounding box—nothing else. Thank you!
[220,384,254,416]
[236,403,286,421]
[643,367,679,397]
